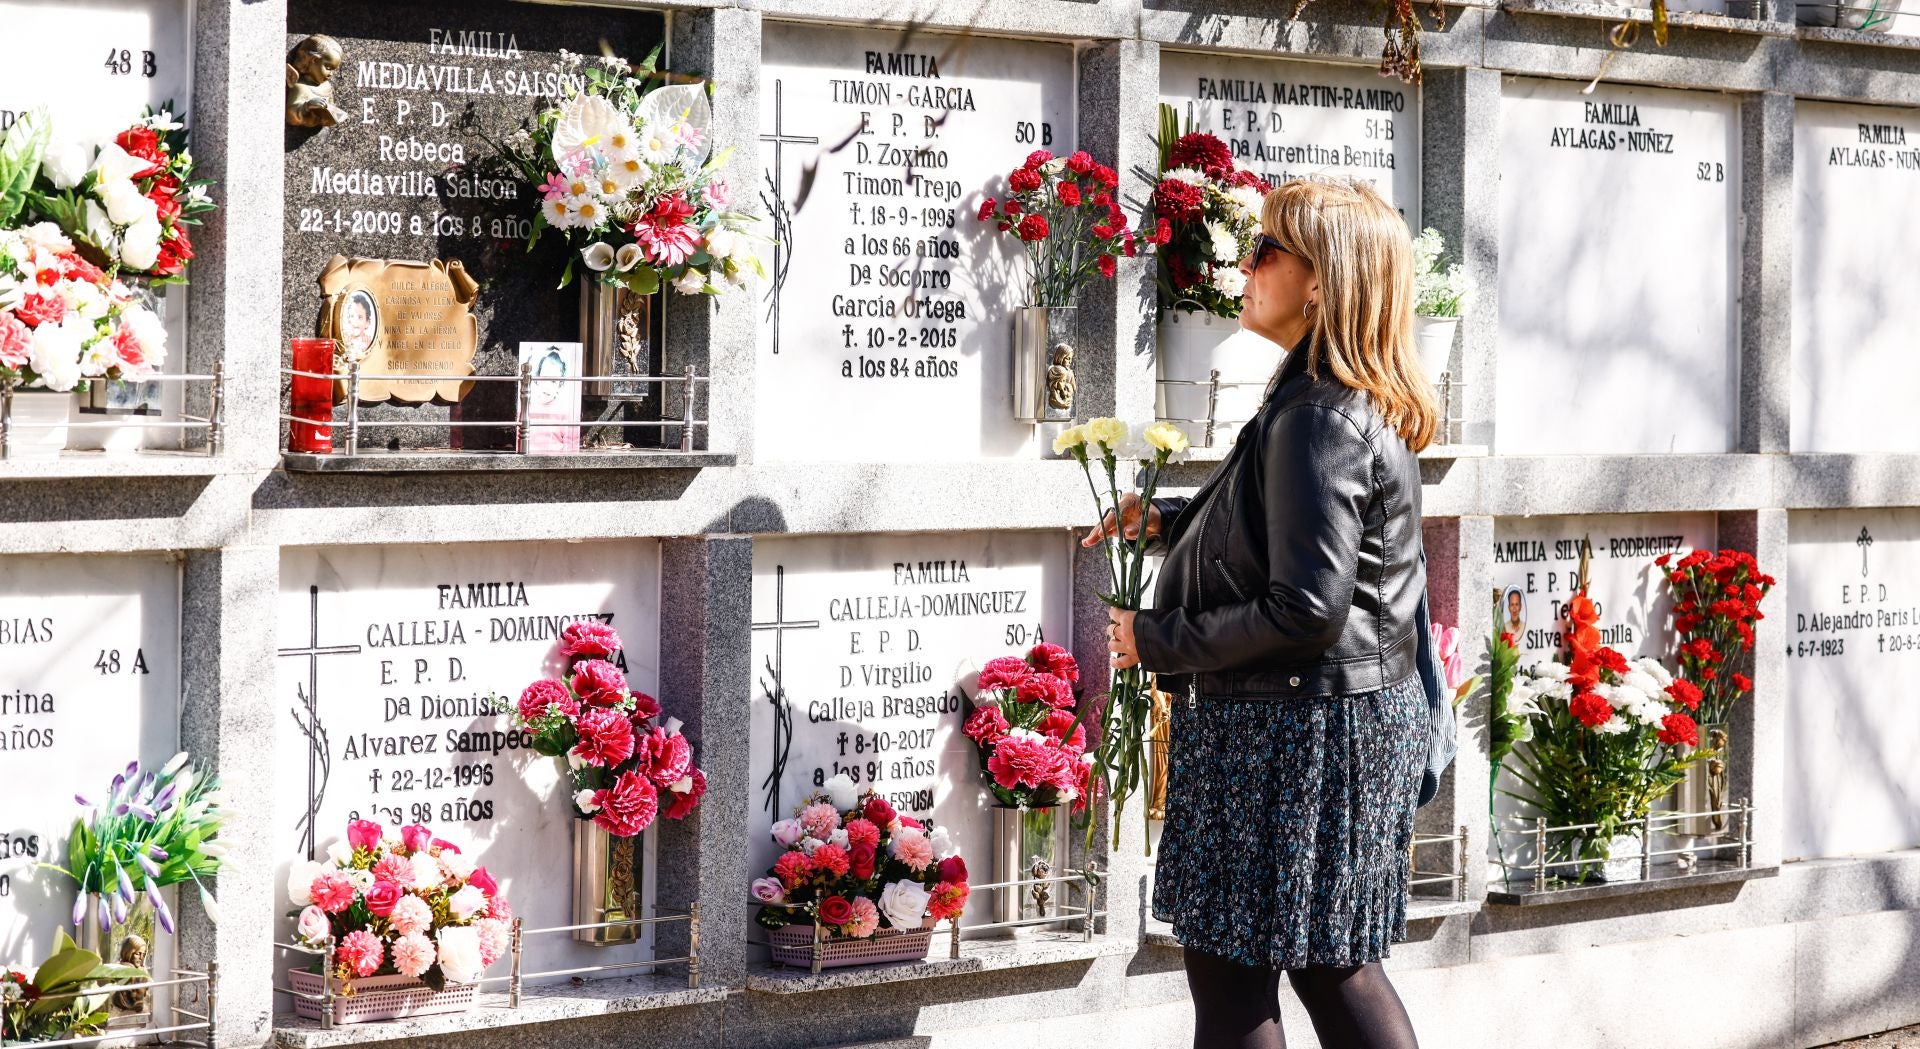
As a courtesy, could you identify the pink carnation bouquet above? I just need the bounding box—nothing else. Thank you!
[963,642,1098,811]
[286,821,511,991]
[513,622,707,837]
[752,779,969,938]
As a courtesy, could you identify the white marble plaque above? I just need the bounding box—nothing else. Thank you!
[748,532,1073,911]
[1785,510,1920,860]
[273,541,662,980]
[0,554,179,963]
[1792,102,1920,454]
[1496,79,1739,455]
[756,24,1075,462]
[1158,52,1420,215]
[0,0,191,145]
[1491,513,1716,661]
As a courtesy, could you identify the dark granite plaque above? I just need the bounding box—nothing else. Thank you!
[282,0,664,450]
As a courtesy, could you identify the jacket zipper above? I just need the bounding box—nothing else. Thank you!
[1186,488,1220,711]
[1213,557,1250,602]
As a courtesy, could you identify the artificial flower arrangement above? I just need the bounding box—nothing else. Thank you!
[1144,106,1271,319]
[1489,587,1710,882]
[0,221,167,393]
[1655,548,1774,728]
[495,48,763,295]
[977,149,1147,306]
[751,775,969,941]
[1,932,145,1043]
[1053,417,1190,851]
[54,752,226,939]
[514,621,707,837]
[963,642,1098,811]
[287,820,511,991]
[1411,227,1468,322]
[33,106,212,284]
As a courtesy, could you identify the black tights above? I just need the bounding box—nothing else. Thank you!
[1185,948,1419,1049]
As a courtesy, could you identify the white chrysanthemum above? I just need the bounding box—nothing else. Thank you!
[1226,184,1265,216]
[1629,698,1671,727]
[1636,658,1674,688]
[1534,662,1571,681]
[1207,221,1239,262]
[543,197,575,227]
[1595,718,1631,735]
[1163,166,1207,185]
[1543,680,1573,702]
[1210,267,1247,298]
[1621,670,1661,697]
[566,194,607,229]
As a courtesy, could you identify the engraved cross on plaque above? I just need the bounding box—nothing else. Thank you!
[278,585,362,858]
[1858,526,1874,578]
[751,565,818,816]
[759,79,818,356]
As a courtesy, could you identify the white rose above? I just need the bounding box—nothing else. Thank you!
[83,201,119,257]
[799,836,823,856]
[672,269,707,296]
[1209,267,1247,298]
[447,884,487,920]
[928,825,957,861]
[90,143,152,184]
[294,904,331,946]
[286,860,327,907]
[325,839,353,866]
[615,243,642,272]
[439,849,476,881]
[120,219,163,271]
[574,788,601,814]
[435,925,485,984]
[705,228,738,259]
[823,773,858,812]
[581,241,616,272]
[41,138,93,190]
[829,828,849,850]
[346,868,375,894]
[878,880,931,930]
[101,177,158,227]
[27,319,84,391]
[409,853,443,890]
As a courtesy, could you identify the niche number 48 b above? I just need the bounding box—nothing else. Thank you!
[95,648,151,675]
[105,49,158,77]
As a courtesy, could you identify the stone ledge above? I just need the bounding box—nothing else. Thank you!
[1141,898,1479,949]
[270,975,727,1047]
[1797,24,1920,48]
[1499,0,1797,33]
[1486,860,1779,906]
[0,450,230,479]
[280,450,738,473]
[745,931,1131,994]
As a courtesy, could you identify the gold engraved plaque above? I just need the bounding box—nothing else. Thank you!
[317,255,480,404]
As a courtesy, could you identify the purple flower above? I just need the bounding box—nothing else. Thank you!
[110,892,128,925]
[147,884,174,935]
[115,865,135,901]
[129,803,156,822]
[137,853,161,878]
[71,894,87,927]
[74,794,91,807]
[97,900,113,934]
[147,845,168,861]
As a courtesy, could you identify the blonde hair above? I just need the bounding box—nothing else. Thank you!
[1262,178,1441,452]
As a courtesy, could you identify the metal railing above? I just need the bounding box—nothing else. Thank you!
[1494,799,1754,893]
[0,369,226,460]
[280,363,710,456]
[1435,371,1467,447]
[1157,370,1469,449]
[273,903,699,1031]
[1410,825,1471,902]
[0,963,216,1047]
[1795,0,1919,28]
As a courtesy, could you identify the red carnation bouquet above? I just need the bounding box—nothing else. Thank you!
[977,149,1145,307]
[1490,585,1709,881]
[513,622,707,837]
[751,780,969,938]
[1655,548,1773,728]
[962,642,1098,811]
[1145,106,1271,319]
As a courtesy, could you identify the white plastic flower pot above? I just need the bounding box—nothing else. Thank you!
[1412,314,1459,384]
[4,389,73,460]
[1153,311,1277,449]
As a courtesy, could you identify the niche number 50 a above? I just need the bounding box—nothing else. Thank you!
[95,648,151,675]
[1696,162,1724,183]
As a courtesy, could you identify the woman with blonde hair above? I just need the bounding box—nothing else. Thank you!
[1092,178,1440,1048]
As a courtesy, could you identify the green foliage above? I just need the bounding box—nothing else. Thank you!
[1,930,147,1042]
[0,107,50,226]
[1411,227,1469,319]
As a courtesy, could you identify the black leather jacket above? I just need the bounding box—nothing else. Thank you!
[1134,340,1425,700]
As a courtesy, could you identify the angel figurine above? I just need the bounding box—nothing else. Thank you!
[286,34,348,128]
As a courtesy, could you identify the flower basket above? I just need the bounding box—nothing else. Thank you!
[287,969,476,1025]
[767,915,937,969]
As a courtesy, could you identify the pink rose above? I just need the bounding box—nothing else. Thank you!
[365,880,403,917]
[400,824,433,854]
[561,620,622,660]
[346,819,383,852]
[770,819,804,847]
[571,659,627,707]
[468,866,499,898]
[518,678,574,722]
[750,876,787,905]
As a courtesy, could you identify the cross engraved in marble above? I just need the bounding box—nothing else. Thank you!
[758,79,818,356]
[278,585,361,858]
[1858,526,1874,578]
[751,565,818,815]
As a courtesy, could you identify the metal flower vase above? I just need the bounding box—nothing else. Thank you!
[572,820,642,945]
[1012,306,1075,423]
[1673,724,1733,839]
[79,893,162,1029]
[577,280,653,401]
[990,804,1070,928]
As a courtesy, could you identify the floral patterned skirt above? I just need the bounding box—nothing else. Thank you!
[1151,675,1426,970]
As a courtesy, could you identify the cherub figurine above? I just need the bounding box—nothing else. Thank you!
[1046,343,1076,411]
[286,34,348,128]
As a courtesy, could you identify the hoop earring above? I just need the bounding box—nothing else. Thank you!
[1302,301,1316,322]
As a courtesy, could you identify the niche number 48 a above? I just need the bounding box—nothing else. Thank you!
[95,649,151,675]
[104,49,158,77]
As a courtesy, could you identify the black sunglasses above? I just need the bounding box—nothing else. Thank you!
[1250,234,1286,267]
